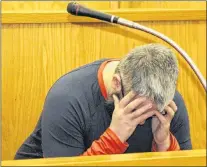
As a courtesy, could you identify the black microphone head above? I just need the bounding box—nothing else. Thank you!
[67,2,78,15]
[67,2,91,17]
[66,2,114,23]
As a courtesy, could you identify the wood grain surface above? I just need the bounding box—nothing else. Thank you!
[2,1,206,23]
[2,150,206,166]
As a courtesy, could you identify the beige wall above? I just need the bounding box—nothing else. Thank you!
[2,1,206,160]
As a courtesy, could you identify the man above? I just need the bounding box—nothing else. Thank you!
[15,43,192,159]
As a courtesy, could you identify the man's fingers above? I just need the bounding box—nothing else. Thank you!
[112,94,119,107]
[133,111,155,125]
[154,110,167,124]
[168,101,177,112]
[164,105,175,121]
[130,103,152,118]
[119,91,137,108]
[124,97,148,113]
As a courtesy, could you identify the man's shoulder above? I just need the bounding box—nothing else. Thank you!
[173,90,185,107]
[70,59,108,73]
[44,59,108,108]
[60,58,107,80]
[172,90,189,123]
[48,59,107,93]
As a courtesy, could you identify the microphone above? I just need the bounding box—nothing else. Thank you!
[66,2,206,90]
[67,2,119,23]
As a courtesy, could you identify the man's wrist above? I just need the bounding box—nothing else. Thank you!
[155,134,171,151]
[109,126,127,143]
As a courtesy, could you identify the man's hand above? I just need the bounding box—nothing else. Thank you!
[152,101,177,151]
[109,91,155,143]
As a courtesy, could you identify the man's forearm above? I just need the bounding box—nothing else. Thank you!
[81,128,129,156]
[152,132,180,152]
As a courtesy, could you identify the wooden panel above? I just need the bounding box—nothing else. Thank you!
[2,1,206,24]
[2,150,206,166]
[2,9,206,24]
[2,1,206,11]
[110,1,119,9]
[119,1,206,9]
[2,20,206,160]
[1,1,111,11]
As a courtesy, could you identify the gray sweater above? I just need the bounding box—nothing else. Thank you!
[15,59,192,159]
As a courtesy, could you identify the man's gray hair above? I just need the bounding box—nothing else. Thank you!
[115,43,179,112]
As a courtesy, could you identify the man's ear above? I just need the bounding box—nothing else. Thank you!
[111,74,122,92]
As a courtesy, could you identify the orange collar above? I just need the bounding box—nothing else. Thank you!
[97,59,120,99]
[97,60,109,99]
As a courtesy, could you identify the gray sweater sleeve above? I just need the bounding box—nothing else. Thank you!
[170,91,192,150]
